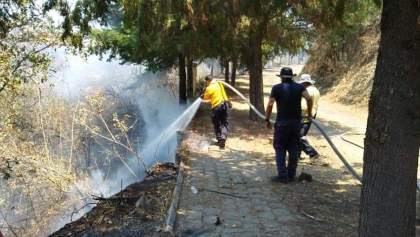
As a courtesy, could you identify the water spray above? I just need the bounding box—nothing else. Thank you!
[140,98,202,170]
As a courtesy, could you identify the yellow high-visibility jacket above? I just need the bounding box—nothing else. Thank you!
[203,80,229,108]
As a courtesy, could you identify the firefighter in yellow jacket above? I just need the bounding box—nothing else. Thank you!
[200,75,231,149]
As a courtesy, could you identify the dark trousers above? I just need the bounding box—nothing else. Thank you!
[300,122,318,157]
[273,119,300,178]
[212,103,229,140]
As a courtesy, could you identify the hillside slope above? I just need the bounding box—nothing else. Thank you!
[302,18,380,108]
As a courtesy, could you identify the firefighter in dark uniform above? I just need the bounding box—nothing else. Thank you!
[265,67,313,183]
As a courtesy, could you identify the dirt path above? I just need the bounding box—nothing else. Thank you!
[175,65,374,236]
[232,65,420,236]
[249,65,366,185]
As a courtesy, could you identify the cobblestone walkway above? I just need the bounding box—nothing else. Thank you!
[174,104,302,237]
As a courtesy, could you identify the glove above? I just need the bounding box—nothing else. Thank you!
[200,93,204,99]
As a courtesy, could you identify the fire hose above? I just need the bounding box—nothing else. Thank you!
[341,132,420,190]
[218,80,362,182]
[219,80,420,185]
[217,80,420,221]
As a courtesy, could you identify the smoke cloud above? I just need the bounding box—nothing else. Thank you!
[46,51,210,233]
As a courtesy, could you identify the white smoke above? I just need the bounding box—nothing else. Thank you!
[46,52,210,233]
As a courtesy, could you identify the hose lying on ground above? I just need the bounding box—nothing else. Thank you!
[341,132,420,190]
[218,80,420,220]
[217,80,420,220]
[219,80,420,186]
[218,80,363,182]
[310,121,362,182]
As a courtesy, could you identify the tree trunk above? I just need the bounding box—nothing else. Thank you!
[187,55,193,98]
[231,59,237,87]
[220,57,224,75]
[247,27,264,121]
[224,59,230,83]
[359,1,420,237]
[178,54,187,105]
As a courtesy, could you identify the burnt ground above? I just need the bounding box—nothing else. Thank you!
[49,162,178,237]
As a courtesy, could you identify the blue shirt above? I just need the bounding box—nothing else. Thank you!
[269,81,306,120]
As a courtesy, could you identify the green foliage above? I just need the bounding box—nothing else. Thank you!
[0,2,63,94]
[308,1,381,66]
[57,0,187,71]
[44,0,381,78]
[0,0,36,38]
[43,0,119,48]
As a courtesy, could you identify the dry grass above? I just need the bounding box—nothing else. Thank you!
[0,83,144,236]
[303,19,380,109]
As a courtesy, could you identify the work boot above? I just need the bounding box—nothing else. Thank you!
[288,176,296,182]
[270,175,289,184]
[310,154,320,159]
[219,138,226,149]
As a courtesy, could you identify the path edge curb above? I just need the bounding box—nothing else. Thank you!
[164,163,184,233]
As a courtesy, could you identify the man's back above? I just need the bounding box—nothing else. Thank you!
[203,80,227,108]
[270,82,306,120]
[301,85,320,122]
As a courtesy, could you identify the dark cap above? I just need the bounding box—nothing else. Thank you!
[205,75,212,81]
[276,67,297,79]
